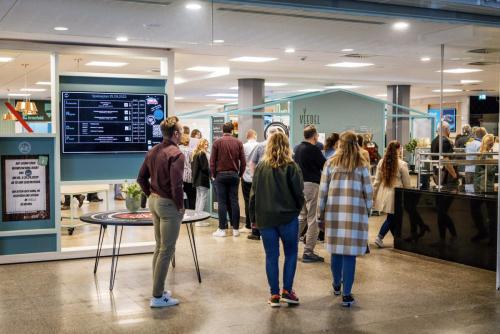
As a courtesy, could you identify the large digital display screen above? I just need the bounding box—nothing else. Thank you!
[61,92,166,153]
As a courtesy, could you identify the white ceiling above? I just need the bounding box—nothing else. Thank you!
[0,0,499,109]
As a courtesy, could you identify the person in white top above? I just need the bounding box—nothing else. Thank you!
[241,129,259,233]
[465,127,487,193]
[373,141,412,248]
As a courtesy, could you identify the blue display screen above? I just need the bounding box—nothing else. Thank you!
[61,91,166,153]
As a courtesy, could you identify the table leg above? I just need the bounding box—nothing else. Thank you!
[186,223,202,283]
[93,224,107,274]
[109,225,124,291]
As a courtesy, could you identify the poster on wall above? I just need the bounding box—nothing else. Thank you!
[1,155,50,222]
[211,116,225,142]
[428,108,456,132]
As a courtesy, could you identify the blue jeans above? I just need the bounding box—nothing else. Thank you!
[215,172,240,230]
[331,254,356,296]
[260,217,299,295]
[378,213,395,239]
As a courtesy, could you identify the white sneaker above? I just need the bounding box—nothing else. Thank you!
[375,237,384,248]
[150,296,179,308]
[212,229,226,237]
[233,229,240,237]
[163,290,171,298]
[195,221,210,227]
[240,227,252,233]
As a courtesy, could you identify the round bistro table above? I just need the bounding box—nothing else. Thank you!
[80,209,210,290]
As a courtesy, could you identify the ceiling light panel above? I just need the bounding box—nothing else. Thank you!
[86,61,128,67]
[9,93,31,97]
[326,62,373,68]
[229,57,277,63]
[185,3,202,10]
[439,68,483,74]
[187,66,228,72]
[392,21,409,30]
[265,82,287,87]
[432,89,463,93]
[0,57,13,62]
[460,79,482,84]
[20,88,46,92]
[207,93,238,97]
[36,81,51,85]
[325,85,361,89]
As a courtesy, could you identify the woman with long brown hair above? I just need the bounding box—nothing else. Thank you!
[373,140,411,248]
[250,132,304,307]
[317,131,372,307]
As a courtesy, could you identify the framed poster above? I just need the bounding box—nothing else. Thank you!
[1,155,50,222]
[442,108,457,132]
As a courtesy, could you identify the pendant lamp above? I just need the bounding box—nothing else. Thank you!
[15,64,38,115]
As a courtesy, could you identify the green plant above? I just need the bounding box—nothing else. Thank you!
[405,139,418,154]
[122,182,143,199]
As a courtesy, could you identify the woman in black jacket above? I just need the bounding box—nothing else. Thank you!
[191,139,210,227]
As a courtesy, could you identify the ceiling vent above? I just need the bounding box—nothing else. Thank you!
[343,53,374,58]
[467,48,500,54]
[467,61,500,66]
[217,8,385,25]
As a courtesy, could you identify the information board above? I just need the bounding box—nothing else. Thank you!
[61,91,166,153]
[1,155,50,222]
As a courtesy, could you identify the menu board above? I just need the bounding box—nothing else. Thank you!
[1,155,50,222]
[61,92,166,153]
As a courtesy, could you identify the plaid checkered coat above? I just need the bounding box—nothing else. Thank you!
[317,165,373,256]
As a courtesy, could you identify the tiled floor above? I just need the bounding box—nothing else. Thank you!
[1,215,499,334]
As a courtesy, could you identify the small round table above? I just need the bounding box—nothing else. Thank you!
[80,209,210,290]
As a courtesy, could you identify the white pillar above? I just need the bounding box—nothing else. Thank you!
[51,52,61,252]
[162,51,175,116]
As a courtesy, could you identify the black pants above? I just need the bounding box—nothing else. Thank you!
[241,180,252,229]
[215,172,240,230]
[183,182,196,210]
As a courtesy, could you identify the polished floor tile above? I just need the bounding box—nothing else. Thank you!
[1,215,498,333]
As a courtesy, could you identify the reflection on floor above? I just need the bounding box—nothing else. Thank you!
[2,215,498,333]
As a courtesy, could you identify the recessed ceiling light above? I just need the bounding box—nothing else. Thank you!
[187,66,228,72]
[85,61,128,67]
[174,77,186,85]
[326,62,373,68]
[207,93,238,97]
[20,88,46,92]
[392,21,409,31]
[229,56,277,63]
[375,93,388,97]
[174,97,185,100]
[0,57,13,62]
[285,48,295,53]
[8,93,31,97]
[432,88,463,93]
[341,48,354,52]
[325,85,361,89]
[265,82,288,87]
[229,86,239,90]
[116,36,128,42]
[460,79,483,84]
[438,68,483,74]
[213,39,224,44]
[36,81,51,85]
[216,98,237,102]
[185,3,202,10]
[205,104,221,107]
[420,57,431,62]
[54,26,68,31]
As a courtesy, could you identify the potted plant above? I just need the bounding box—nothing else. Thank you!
[122,182,143,213]
[404,138,418,172]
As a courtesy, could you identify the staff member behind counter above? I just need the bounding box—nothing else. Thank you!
[431,121,458,191]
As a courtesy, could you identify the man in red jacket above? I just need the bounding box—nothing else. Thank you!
[137,116,185,308]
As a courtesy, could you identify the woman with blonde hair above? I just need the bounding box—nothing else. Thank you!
[373,141,412,248]
[317,131,373,307]
[191,138,210,226]
[249,132,305,307]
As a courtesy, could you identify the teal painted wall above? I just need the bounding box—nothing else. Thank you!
[291,91,385,151]
[59,75,167,181]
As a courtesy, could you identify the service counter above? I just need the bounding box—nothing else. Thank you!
[394,188,497,271]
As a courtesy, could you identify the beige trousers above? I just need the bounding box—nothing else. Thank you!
[298,182,319,255]
[149,194,183,297]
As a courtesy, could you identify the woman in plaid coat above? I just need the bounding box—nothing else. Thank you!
[317,131,373,307]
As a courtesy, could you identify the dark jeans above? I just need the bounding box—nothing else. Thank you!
[183,182,196,210]
[241,180,252,229]
[331,254,356,296]
[260,217,299,295]
[215,172,240,230]
[378,213,395,239]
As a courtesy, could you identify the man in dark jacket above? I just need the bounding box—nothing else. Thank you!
[294,125,326,263]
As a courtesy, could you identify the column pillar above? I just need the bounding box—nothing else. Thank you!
[161,51,175,116]
[386,85,411,145]
[238,78,265,141]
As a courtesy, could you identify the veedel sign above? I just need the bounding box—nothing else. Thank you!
[299,107,320,125]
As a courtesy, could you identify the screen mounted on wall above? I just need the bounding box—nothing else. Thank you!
[61,91,166,153]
